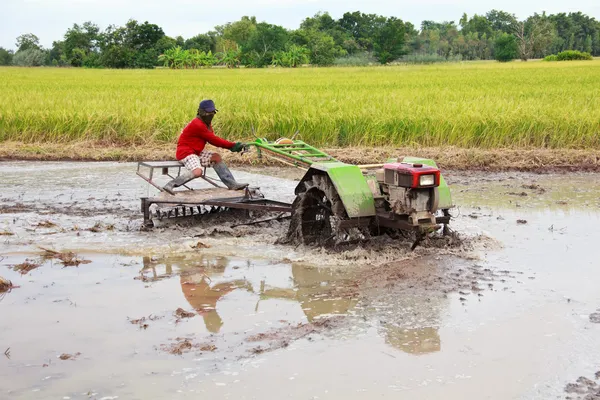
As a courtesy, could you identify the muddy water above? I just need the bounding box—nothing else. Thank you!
[1,162,600,399]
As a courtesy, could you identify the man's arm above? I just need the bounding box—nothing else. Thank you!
[197,127,235,150]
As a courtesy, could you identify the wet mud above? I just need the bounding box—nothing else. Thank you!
[2,161,600,399]
[565,373,600,400]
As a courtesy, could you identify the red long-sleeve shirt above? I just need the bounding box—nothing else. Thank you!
[175,118,235,160]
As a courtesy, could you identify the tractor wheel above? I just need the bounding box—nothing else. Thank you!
[284,174,369,247]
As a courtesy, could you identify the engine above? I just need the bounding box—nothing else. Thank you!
[376,162,441,226]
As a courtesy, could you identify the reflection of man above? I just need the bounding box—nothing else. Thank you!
[180,274,250,333]
[179,256,252,333]
[384,326,441,355]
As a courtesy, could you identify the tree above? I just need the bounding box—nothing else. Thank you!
[0,47,13,65]
[461,14,493,38]
[584,35,593,53]
[220,48,242,68]
[513,15,554,60]
[97,20,165,68]
[63,22,100,66]
[12,48,47,66]
[301,12,357,54]
[494,33,518,62]
[16,33,41,52]
[216,16,257,47]
[244,23,289,67]
[155,36,178,54]
[272,45,309,67]
[101,44,134,68]
[291,29,344,66]
[486,10,517,33]
[338,11,387,51]
[184,33,217,53]
[373,17,407,63]
[48,41,68,66]
[70,48,86,67]
[124,20,165,51]
[301,12,336,31]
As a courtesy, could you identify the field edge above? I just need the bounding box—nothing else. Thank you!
[1,141,599,173]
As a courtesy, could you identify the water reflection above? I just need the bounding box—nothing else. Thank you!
[140,255,444,355]
[385,326,441,354]
[180,257,254,333]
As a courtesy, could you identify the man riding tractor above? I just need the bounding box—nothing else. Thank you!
[163,99,248,195]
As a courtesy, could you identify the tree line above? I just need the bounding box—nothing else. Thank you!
[0,10,598,68]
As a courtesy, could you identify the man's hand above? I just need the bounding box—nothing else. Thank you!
[230,142,246,152]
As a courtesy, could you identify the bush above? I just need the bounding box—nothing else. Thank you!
[0,47,13,66]
[556,50,593,61]
[494,33,519,62]
[12,48,47,66]
[544,50,593,61]
[333,52,377,66]
[397,53,462,64]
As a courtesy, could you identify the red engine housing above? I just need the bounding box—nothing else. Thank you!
[382,162,441,188]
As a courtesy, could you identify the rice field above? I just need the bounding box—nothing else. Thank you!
[1,61,599,149]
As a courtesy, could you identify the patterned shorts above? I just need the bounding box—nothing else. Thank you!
[181,151,215,170]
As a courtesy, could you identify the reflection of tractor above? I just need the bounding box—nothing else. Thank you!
[384,326,441,355]
[255,264,358,322]
[138,137,453,248]
[174,258,443,356]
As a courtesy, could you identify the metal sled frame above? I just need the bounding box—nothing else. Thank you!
[136,161,223,192]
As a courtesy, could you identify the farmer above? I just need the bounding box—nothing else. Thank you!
[163,99,248,194]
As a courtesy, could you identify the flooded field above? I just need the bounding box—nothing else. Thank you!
[1,161,600,399]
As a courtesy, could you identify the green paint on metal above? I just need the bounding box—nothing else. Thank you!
[364,174,383,198]
[402,156,453,210]
[251,138,337,166]
[311,162,376,218]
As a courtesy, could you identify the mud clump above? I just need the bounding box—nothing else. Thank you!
[190,241,211,249]
[59,352,81,360]
[159,337,216,355]
[174,308,196,319]
[129,314,162,329]
[565,374,600,399]
[245,316,347,355]
[34,220,57,228]
[12,258,42,275]
[0,276,15,293]
[522,184,546,193]
[39,247,91,267]
[87,222,115,232]
[359,255,515,299]
[590,312,600,324]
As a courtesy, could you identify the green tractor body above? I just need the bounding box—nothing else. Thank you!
[252,138,453,245]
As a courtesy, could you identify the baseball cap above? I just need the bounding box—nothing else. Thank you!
[199,99,218,113]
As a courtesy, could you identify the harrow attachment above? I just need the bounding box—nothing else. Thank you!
[150,204,230,222]
[137,161,292,228]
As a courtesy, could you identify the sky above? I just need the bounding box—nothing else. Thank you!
[1,0,599,50]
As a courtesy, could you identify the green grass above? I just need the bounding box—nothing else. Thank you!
[1,61,600,149]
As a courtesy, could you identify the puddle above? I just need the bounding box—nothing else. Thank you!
[1,162,600,399]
